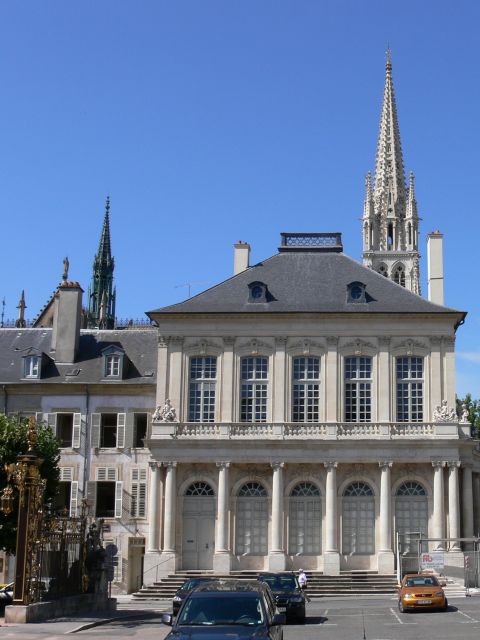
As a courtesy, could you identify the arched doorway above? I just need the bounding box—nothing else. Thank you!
[395,481,428,553]
[235,482,268,555]
[182,481,215,570]
[342,482,375,555]
[288,482,322,555]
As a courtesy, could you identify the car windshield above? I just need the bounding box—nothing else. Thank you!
[178,595,264,626]
[405,576,439,587]
[260,576,297,591]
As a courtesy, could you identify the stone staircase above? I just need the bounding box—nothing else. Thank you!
[132,571,398,601]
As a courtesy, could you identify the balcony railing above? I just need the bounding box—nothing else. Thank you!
[151,421,470,440]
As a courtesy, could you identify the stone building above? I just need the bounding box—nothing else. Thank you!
[1,55,479,590]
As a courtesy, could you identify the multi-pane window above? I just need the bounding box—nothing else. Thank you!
[188,357,217,422]
[105,355,121,377]
[24,356,39,378]
[235,482,268,555]
[342,482,375,554]
[396,357,423,422]
[289,482,321,555]
[292,357,320,422]
[344,357,372,422]
[240,357,268,422]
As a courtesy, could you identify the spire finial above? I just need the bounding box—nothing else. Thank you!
[386,46,392,71]
[105,195,110,215]
[15,290,27,328]
[62,256,69,282]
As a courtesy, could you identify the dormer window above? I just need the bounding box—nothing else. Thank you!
[24,355,40,379]
[248,281,268,303]
[102,345,126,379]
[347,281,367,304]
[106,355,121,377]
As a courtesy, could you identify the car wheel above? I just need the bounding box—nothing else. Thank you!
[398,600,406,613]
[442,598,448,612]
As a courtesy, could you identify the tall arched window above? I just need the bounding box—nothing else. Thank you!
[289,482,321,555]
[342,482,375,554]
[393,264,406,287]
[387,223,394,249]
[185,481,215,496]
[292,357,320,422]
[395,482,428,553]
[236,482,268,555]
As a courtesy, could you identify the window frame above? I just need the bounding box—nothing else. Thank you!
[24,355,40,379]
[291,356,321,422]
[240,356,269,423]
[396,356,424,422]
[344,356,373,422]
[188,356,218,423]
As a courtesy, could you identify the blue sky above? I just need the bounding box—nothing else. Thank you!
[1,1,479,396]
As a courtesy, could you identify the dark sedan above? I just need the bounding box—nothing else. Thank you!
[257,573,306,623]
[172,577,216,615]
[0,583,13,609]
[162,579,285,639]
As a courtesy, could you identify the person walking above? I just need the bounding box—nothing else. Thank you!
[298,569,310,602]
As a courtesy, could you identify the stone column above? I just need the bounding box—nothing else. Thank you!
[462,465,474,549]
[142,461,164,585]
[214,462,231,572]
[474,473,480,538]
[448,461,461,550]
[377,338,390,422]
[273,338,287,422]
[220,338,235,422]
[268,462,286,570]
[432,461,445,549]
[147,462,162,552]
[162,462,177,573]
[324,461,340,575]
[378,461,394,573]
[325,338,338,422]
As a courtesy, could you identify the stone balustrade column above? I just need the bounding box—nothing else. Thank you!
[448,461,461,550]
[462,465,474,549]
[432,461,445,548]
[216,462,230,552]
[271,462,284,552]
[379,462,393,551]
[163,462,177,552]
[147,462,162,552]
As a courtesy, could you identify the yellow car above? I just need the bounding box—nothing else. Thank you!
[397,574,447,613]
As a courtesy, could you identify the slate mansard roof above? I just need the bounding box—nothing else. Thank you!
[0,329,157,385]
[149,249,465,319]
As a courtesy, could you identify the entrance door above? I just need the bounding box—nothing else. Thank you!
[182,483,216,570]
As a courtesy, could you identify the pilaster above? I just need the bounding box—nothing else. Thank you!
[273,338,287,422]
[325,338,338,422]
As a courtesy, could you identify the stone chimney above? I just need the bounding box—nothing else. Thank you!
[427,231,444,305]
[234,241,250,275]
[51,281,84,363]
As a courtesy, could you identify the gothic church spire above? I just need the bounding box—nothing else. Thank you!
[87,197,116,328]
[362,51,420,294]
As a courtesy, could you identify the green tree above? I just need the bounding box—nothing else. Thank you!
[457,394,480,438]
[0,415,60,554]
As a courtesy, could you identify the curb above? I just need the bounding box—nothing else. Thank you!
[68,610,165,633]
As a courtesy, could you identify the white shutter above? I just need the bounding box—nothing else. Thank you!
[131,470,139,517]
[70,481,79,517]
[138,469,147,517]
[116,413,126,448]
[91,413,101,448]
[86,481,97,517]
[125,413,135,449]
[60,467,74,482]
[72,413,82,448]
[114,481,123,518]
[47,413,57,436]
[96,467,117,482]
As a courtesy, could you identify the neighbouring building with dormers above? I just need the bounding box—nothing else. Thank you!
[1,55,479,590]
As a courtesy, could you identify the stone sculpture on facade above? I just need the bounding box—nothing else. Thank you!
[459,403,470,424]
[152,399,177,422]
[433,399,457,423]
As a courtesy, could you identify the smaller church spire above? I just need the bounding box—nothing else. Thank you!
[15,290,27,328]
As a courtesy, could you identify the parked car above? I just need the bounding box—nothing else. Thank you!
[162,579,286,639]
[0,583,14,608]
[257,573,306,623]
[172,576,216,615]
[397,574,448,613]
